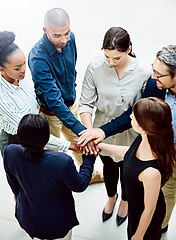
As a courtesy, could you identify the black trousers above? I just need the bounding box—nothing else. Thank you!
[0,130,19,156]
[100,155,127,201]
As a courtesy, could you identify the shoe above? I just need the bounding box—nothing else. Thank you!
[89,171,104,184]
[102,193,118,222]
[161,225,168,234]
[116,214,127,226]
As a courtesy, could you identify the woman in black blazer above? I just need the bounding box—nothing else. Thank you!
[3,114,96,240]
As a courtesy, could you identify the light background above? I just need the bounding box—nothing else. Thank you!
[1,0,176,96]
[0,0,176,239]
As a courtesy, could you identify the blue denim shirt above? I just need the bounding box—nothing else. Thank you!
[165,90,176,144]
[28,33,85,135]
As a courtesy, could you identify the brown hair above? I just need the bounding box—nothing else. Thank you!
[133,97,175,185]
[101,27,136,58]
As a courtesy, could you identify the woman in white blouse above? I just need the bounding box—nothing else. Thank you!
[0,31,79,156]
[79,27,151,226]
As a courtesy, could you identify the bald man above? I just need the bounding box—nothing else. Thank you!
[28,8,103,184]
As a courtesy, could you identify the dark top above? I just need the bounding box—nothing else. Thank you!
[3,145,95,239]
[28,33,85,135]
[100,77,166,138]
[124,135,165,240]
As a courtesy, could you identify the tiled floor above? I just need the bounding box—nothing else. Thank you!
[0,0,176,239]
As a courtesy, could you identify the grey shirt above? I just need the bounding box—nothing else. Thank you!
[79,55,151,162]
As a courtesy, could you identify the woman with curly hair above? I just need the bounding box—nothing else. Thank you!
[0,31,80,156]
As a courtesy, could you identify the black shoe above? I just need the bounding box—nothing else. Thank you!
[102,209,113,222]
[161,225,168,234]
[116,214,127,226]
[102,193,118,222]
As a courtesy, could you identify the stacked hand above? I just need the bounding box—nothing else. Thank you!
[77,128,106,155]
[69,142,83,153]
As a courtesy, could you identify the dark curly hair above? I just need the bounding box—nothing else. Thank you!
[0,31,19,66]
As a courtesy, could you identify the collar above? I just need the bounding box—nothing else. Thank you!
[165,89,170,99]
[105,57,137,73]
[168,88,176,96]
[0,74,23,93]
[166,89,170,95]
[42,33,72,56]
[165,89,176,102]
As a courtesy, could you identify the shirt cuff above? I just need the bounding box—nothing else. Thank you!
[71,121,86,136]
[46,135,71,152]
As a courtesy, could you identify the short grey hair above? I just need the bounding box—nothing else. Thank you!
[44,8,69,28]
[157,45,176,78]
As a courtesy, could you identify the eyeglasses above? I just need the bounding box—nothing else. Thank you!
[151,64,174,79]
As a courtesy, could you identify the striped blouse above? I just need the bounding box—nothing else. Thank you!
[0,75,70,152]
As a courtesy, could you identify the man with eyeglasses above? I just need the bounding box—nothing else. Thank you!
[78,45,176,234]
[145,45,176,234]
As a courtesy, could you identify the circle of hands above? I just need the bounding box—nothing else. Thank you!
[73,128,105,156]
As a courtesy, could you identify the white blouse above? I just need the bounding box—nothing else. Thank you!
[79,55,151,162]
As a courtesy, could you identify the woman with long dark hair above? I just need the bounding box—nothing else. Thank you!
[98,97,175,239]
[3,114,96,240]
[79,27,151,225]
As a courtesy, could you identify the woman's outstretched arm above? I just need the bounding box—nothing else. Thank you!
[98,142,129,159]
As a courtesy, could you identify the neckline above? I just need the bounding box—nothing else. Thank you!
[106,57,137,81]
[134,154,157,162]
[1,74,22,89]
[133,135,158,162]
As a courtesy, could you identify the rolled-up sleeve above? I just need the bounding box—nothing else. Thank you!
[46,135,70,152]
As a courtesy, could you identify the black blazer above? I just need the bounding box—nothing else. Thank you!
[3,145,95,239]
[100,77,166,137]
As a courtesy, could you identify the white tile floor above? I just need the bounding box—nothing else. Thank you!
[0,0,176,239]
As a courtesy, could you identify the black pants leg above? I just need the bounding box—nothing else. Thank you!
[119,161,127,201]
[100,155,127,201]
